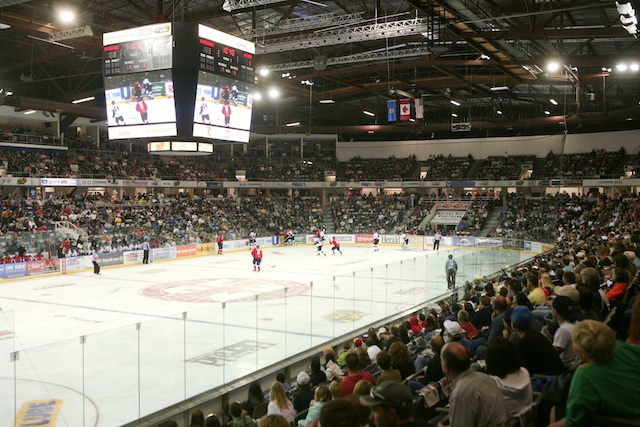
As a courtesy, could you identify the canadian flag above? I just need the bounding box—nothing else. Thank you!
[400,99,410,120]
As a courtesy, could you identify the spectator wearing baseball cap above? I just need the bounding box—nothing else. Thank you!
[511,306,565,376]
[359,381,419,427]
[443,320,465,339]
[293,371,314,413]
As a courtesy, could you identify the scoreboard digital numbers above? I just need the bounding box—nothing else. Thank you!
[103,23,173,76]
[198,24,255,83]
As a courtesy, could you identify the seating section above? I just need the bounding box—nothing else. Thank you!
[473,155,536,180]
[558,148,626,178]
[0,194,324,253]
[342,155,417,181]
[423,154,473,180]
[331,194,410,234]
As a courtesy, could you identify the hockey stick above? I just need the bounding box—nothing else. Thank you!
[264,262,276,268]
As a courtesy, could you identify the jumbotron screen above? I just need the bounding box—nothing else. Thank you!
[192,71,253,143]
[104,70,177,139]
[103,23,173,76]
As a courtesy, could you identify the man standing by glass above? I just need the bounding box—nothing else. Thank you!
[446,254,458,289]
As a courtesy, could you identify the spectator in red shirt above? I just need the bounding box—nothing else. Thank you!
[457,309,478,339]
[340,352,376,397]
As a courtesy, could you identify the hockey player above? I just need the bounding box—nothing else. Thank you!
[230,82,239,106]
[132,81,143,99]
[142,76,153,99]
[373,231,380,252]
[330,236,342,255]
[283,229,295,246]
[400,232,409,250]
[222,100,232,127]
[92,254,101,275]
[135,97,148,123]
[248,231,257,247]
[251,244,263,272]
[199,97,210,124]
[217,233,224,255]
[221,85,231,102]
[111,101,125,125]
[315,236,326,256]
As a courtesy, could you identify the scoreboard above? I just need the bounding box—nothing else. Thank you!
[103,23,177,140]
[103,23,173,76]
[197,25,255,84]
[102,22,255,144]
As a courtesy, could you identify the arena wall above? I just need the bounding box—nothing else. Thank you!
[336,129,640,161]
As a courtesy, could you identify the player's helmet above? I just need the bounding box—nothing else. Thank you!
[256,245,260,248]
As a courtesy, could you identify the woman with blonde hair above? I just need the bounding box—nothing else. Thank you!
[540,271,554,294]
[267,381,297,423]
[298,385,331,426]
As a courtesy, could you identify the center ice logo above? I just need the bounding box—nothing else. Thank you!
[141,278,309,303]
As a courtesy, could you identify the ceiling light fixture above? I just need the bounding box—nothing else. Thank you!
[268,88,280,99]
[544,110,551,115]
[546,61,561,72]
[450,100,460,106]
[550,99,558,105]
[363,110,375,116]
[286,121,300,127]
[58,9,75,23]
[72,96,95,104]
[23,110,36,115]
[319,99,335,104]
[490,86,509,91]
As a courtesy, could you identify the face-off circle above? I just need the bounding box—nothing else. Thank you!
[140,278,310,303]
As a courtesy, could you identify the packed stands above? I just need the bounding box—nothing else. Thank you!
[472,154,536,180]
[423,154,473,180]
[343,155,417,181]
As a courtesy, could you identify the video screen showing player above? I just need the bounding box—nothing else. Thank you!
[192,71,253,142]
[104,70,177,139]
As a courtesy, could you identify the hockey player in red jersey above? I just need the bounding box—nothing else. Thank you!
[217,233,224,255]
[330,236,343,255]
[135,97,148,123]
[251,244,263,271]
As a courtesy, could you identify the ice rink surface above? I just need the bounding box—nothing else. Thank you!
[0,243,530,426]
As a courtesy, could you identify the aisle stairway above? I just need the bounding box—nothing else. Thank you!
[478,210,501,236]
[322,207,335,233]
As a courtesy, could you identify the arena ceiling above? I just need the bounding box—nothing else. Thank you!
[0,0,638,139]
